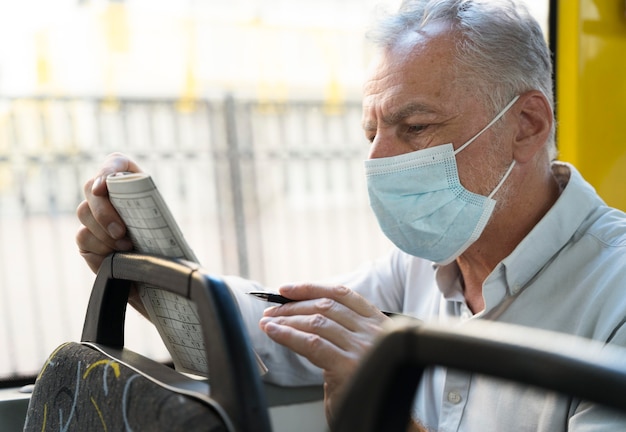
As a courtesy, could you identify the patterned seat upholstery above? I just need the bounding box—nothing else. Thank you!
[24,342,227,431]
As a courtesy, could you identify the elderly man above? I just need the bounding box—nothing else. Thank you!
[77,0,626,430]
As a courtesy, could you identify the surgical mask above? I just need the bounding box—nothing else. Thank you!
[365,96,519,264]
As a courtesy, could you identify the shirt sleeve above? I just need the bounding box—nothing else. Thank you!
[221,247,411,386]
[316,247,410,312]
[222,274,323,386]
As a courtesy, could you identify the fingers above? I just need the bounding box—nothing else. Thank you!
[89,152,143,197]
[259,284,389,423]
[76,202,133,272]
[82,184,126,241]
[78,248,108,274]
[76,152,139,273]
[265,284,389,330]
[261,318,360,373]
[76,199,133,248]
[281,284,383,318]
[261,308,362,356]
[84,153,142,238]
[259,316,360,423]
[260,284,389,366]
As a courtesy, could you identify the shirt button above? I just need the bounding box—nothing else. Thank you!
[447,391,462,404]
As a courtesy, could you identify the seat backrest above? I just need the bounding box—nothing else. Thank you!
[331,319,626,432]
[24,252,271,432]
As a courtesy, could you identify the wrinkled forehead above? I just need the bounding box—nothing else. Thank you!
[361,23,488,131]
[363,22,466,99]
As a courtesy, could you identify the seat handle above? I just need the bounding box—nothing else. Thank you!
[81,252,271,432]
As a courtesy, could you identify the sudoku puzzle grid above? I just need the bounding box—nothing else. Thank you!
[142,287,208,375]
[110,196,185,258]
[110,193,208,376]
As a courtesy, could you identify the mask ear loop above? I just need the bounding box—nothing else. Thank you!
[454,95,520,155]
[488,160,515,199]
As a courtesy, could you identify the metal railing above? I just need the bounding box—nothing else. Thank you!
[0,96,391,379]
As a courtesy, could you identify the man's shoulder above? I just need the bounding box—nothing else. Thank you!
[556,161,626,248]
[577,204,626,248]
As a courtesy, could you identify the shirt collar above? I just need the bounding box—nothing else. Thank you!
[434,162,604,309]
[498,162,604,296]
[434,261,465,302]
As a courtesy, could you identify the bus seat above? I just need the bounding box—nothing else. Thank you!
[331,318,626,432]
[23,252,271,432]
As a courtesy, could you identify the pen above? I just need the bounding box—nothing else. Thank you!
[248,291,402,318]
[248,291,294,305]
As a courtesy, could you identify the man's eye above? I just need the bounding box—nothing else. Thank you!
[407,125,426,134]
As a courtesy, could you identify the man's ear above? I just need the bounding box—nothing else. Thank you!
[511,90,553,163]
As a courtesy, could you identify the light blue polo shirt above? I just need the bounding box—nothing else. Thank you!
[229,162,626,431]
[422,162,626,431]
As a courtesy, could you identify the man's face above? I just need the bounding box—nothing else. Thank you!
[361,22,512,197]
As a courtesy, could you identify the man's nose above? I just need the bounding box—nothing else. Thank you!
[368,132,405,159]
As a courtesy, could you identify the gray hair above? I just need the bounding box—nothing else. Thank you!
[368,0,556,158]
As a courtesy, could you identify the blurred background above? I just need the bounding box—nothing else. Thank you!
[0,0,548,382]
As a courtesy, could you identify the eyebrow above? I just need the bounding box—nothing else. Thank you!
[362,101,440,131]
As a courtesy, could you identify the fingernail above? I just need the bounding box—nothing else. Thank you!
[264,321,279,334]
[108,222,125,239]
[263,306,278,316]
[92,176,103,193]
[279,284,293,294]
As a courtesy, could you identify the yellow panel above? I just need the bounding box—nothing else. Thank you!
[555,0,580,165]
[557,0,626,211]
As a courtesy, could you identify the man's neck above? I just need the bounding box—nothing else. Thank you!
[456,162,562,314]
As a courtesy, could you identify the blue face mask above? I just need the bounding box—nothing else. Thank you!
[365,96,519,264]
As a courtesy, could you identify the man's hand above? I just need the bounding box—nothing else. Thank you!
[75,152,141,273]
[258,283,391,424]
